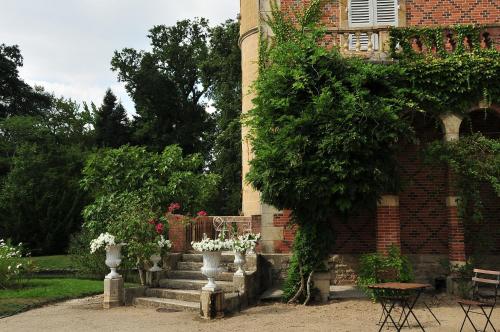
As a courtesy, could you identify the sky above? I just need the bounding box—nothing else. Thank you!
[0,0,240,114]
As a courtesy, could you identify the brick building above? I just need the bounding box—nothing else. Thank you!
[239,0,500,284]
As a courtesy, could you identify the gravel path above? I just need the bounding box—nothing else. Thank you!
[1,294,498,331]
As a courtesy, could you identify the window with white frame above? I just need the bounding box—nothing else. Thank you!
[348,0,398,50]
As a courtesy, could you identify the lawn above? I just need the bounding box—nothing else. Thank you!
[0,278,103,318]
[22,255,75,271]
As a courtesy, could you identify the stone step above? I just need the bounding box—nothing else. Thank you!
[182,252,235,263]
[177,261,236,272]
[134,297,198,312]
[159,278,235,292]
[145,288,200,302]
[167,270,234,282]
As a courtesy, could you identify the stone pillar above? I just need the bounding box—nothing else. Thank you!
[440,113,466,266]
[200,290,225,319]
[103,277,124,309]
[376,195,401,254]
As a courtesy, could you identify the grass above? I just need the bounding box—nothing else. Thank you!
[22,255,75,271]
[0,278,103,317]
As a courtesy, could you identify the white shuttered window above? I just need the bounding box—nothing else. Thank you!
[348,0,398,27]
[348,0,398,50]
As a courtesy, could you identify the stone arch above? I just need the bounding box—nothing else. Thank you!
[460,106,500,139]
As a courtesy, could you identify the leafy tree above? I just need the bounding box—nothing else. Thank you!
[206,20,242,215]
[94,89,130,148]
[0,44,51,118]
[247,1,411,303]
[111,19,214,156]
[0,97,92,254]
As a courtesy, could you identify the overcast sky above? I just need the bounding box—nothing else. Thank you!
[0,0,239,114]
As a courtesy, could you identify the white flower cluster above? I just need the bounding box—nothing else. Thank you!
[90,233,116,254]
[191,238,232,252]
[157,235,172,249]
[229,233,261,253]
[0,239,24,281]
[0,239,22,259]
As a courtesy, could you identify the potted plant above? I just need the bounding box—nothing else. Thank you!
[90,232,125,279]
[191,236,231,291]
[229,233,261,276]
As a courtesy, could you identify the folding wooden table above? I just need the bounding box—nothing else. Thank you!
[369,282,432,332]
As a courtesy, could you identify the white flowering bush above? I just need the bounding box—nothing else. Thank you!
[0,239,26,288]
[229,233,261,253]
[89,232,117,254]
[157,235,172,255]
[191,238,232,252]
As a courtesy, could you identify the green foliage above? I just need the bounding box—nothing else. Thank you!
[426,133,500,254]
[111,19,214,157]
[92,89,130,148]
[206,20,242,215]
[357,246,414,299]
[250,1,411,302]
[0,44,51,118]
[81,145,218,277]
[0,97,92,255]
[81,145,219,213]
[68,230,108,278]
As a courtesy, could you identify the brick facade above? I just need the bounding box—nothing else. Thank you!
[406,0,500,26]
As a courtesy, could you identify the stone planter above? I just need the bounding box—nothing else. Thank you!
[149,253,163,272]
[105,244,123,279]
[234,250,247,276]
[201,251,222,291]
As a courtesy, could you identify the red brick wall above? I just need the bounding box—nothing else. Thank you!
[406,0,500,26]
[280,0,340,26]
[331,208,376,254]
[377,205,401,254]
[273,210,297,253]
[398,115,449,255]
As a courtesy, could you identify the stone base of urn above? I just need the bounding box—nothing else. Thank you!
[200,289,225,319]
[313,272,331,303]
[103,277,124,309]
[146,271,165,288]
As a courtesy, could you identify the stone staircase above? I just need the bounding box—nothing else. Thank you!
[133,252,243,312]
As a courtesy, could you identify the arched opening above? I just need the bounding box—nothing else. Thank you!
[459,108,500,259]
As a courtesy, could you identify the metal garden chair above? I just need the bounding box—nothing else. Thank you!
[458,268,499,332]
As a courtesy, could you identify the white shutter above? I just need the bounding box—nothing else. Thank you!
[374,0,398,26]
[348,0,372,27]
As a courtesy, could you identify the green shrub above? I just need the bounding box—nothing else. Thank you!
[0,239,35,288]
[357,245,414,299]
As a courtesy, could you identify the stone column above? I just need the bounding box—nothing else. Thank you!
[440,113,466,266]
[376,195,401,254]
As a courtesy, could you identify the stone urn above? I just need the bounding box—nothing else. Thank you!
[105,244,123,279]
[149,253,163,272]
[201,251,222,291]
[234,250,246,276]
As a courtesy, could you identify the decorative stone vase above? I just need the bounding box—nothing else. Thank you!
[149,253,163,272]
[234,250,246,276]
[201,251,222,291]
[105,244,123,279]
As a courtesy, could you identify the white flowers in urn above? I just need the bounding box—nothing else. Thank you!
[90,233,124,279]
[191,236,231,291]
[229,233,261,276]
[149,235,172,272]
